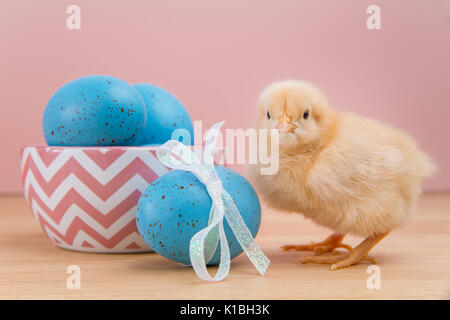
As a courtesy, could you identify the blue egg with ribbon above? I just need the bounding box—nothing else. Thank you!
[136,166,261,266]
[133,83,194,146]
[43,75,147,146]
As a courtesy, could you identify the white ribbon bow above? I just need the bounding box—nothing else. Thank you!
[156,121,270,281]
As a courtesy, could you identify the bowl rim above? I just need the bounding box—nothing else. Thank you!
[20,144,204,152]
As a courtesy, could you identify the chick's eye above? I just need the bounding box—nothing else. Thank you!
[266,110,271,119]
[303,110,309,120]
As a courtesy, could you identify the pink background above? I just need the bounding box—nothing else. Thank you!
[1,0,449,193]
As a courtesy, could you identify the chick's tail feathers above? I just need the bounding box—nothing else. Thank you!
[417,151,436,179]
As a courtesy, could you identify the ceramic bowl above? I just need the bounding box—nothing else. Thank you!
[20,145,173,253]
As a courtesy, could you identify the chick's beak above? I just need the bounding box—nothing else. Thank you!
[276,112,296,133]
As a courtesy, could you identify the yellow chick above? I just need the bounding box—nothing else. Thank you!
[247,80,435,270]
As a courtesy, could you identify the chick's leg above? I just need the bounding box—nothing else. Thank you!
[301,233,388,271]
[282,233,352,255]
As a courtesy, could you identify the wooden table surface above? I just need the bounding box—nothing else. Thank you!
[1,194,449,300]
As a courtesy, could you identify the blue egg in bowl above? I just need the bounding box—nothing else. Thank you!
[136,166,261,266]
[43,75,147,146]
[133,83,194,146]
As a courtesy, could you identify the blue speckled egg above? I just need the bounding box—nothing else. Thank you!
[133,83,194,145]
[136,166,261,265]
[43,75,147,146]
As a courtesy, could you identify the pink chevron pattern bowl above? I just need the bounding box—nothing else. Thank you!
[20,145,173,253]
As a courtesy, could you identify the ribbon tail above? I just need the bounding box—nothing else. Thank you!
[190,219,230,282]
[222,191,270,275]
[202,203,220,264]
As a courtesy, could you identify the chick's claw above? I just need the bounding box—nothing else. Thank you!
[281,233,352,255]
[301,251,376,270]
[301,233,387,271]
[331,255,378,271]
[301,251,350,264]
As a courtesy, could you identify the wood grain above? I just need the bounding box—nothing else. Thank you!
[0,194,449,300]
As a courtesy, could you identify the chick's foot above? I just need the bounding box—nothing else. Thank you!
[282,233,352,255]
[301,233,388,271]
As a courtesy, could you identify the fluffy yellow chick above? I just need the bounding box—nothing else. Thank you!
[247,80,435,270]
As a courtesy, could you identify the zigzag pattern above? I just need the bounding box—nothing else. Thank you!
[21,146,170,253]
